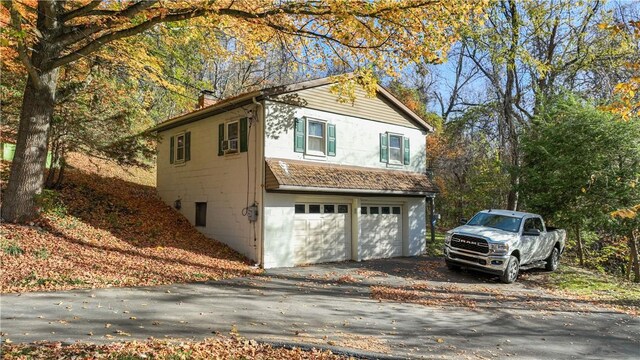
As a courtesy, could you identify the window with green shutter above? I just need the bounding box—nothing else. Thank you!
[170,136,175,164]
[403,136,410,165]
[380,132,409,165]
[294,117,336,157]
[294,117,305,153]
[379,133,388,162]
[185,131,191,161]
[327,124,336,156]
[218,123,224,156]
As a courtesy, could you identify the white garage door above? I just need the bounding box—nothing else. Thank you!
[293,203,351,265]
[359,205,402,260]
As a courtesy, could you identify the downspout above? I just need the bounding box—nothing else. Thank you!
[253,96,265,268]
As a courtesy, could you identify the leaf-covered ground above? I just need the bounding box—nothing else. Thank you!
[365,259,640,316]
[1,336,350,360]
[0,156,259,293]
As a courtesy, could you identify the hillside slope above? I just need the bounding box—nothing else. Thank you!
[0,155,259,293]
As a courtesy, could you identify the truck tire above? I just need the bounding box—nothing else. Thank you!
[545,247,560,271]
[500,255,519,284]
[446,260,461,271]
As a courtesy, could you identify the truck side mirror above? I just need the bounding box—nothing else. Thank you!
[459,218,468,225]
[523,229,541,236]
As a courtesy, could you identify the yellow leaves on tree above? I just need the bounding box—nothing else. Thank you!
[601,21,640,121]
[611,205,640,220]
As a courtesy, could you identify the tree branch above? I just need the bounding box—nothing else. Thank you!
[62,0,102,21]
[57,1,159,48]
[4,1,46,89]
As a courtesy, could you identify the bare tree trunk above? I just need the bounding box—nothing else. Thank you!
[629,231,640,283]
[575,225,584,266]
[53,153,67,189]
[2,70,59,222]
[44,138,60,189]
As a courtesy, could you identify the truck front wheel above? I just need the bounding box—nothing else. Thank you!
[500,255,519,284]
[446,260,461,271]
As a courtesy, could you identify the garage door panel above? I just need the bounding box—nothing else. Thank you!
[359,206,402,260]
[293,203,351,265]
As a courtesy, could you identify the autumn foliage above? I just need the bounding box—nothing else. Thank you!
[0,155,259,294]
[1,336,349,360]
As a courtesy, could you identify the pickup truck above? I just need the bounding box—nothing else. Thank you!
[443,210,566,283]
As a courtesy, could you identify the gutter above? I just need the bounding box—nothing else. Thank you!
[270,185,435,197]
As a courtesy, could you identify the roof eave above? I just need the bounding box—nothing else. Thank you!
[149,75,435,133]
[268,185,437,196]
[149,91,263,133]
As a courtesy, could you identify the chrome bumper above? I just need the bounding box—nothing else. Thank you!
[444,246,510,272]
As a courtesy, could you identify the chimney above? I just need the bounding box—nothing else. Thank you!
[197,90,215,109]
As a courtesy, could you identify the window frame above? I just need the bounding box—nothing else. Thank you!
[195,202,207,227]
[387,133,404,165]
[175,133,186,163]
[224,120,240,154]
[305,118,327,156]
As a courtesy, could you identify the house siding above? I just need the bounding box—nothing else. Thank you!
[156,106,263,261]
[263,101,427,173]
[272,84,418,129]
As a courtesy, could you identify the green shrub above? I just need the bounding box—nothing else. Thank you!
[34,247,49,259]
[3,242,24,256]
[35,189,67,217]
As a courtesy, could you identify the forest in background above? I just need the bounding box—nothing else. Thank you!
[1,0,638,281]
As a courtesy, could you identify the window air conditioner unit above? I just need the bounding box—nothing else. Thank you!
[228,139,238,151]
[223,139,238,153]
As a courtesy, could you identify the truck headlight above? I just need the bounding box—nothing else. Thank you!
[489,243,509,253]
[445,233,452,245]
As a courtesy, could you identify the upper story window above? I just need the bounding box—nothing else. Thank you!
[169,131,191,165]
[307,120,326,155]
[176,134,185,162]
[388,134,403,164]
[294,117,336,157]
[380,132,410,166]
[223,121,239,153]
[218,118,248,156]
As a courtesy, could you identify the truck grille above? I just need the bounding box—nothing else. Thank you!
[450,234,489,254]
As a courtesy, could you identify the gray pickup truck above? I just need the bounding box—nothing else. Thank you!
[444,210,566,283]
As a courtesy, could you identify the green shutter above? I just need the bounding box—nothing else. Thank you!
[379,133,388,163]
[218,123,224,156]
[185,131,191,161]
[294,117,305,153]
[240,117,248,153]
[403,137,410,165]
[327,123,336,156]
[169,136,175,164]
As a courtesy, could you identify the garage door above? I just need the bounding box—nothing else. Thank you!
[359,205,402,260]
[293,203,351,265]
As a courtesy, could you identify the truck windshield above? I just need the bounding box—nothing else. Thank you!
[467,213,522,233]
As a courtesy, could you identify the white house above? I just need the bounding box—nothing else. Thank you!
[152,76,437,268]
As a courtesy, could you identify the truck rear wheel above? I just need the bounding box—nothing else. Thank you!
[545,247,560,271]
[500,255,519,284]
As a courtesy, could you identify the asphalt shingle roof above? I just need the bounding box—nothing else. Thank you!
[265,158,437,195]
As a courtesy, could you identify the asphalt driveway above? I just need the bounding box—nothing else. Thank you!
[1,257,638,359]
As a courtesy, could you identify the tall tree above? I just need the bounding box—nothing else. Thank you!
[520,94,640,270]
[427,0,637,210]
[0,0,483,222]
